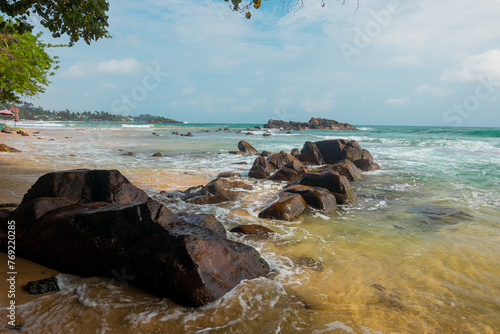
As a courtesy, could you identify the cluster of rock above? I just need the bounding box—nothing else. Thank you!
[238,138,380,222]
[0,169,269,307]
[263,118,358,131]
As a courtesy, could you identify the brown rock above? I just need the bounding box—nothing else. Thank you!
[0,143,21,152]
[237,140,258,154]
[230,224,274,237]
[269,160,307,182]
[20,169,149,205]
[248,156,276,179]
[290,148,300,158]
[295,170,356,204]
[217,171,242,178]
[267,151,296,170]
[361,149,375,162]
[292,257,324,271]
[176,212,226,237]
[260,151,272,157]
[282,185,337,212]
[300,141,324,165]
[329,160,363,181]
[314,139,363,164]
[4,169,269,308]
[354,159,381,171]
[152,152,163,157]
[263,118,358,131]
[185,178,252,205]
[258,192,307,221]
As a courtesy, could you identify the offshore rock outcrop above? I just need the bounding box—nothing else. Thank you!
[263,118,358,131]
[1,169,269,307]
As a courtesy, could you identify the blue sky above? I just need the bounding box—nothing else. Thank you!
[33,0,500,126]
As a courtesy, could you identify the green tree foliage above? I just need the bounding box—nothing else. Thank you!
[0,17,59,103]
[0,0,110,45]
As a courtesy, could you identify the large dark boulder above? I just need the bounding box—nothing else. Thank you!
[314,139,363,164]
[282,185,337,212]
[19,169,150,205]
[295,170,356,204]
[300,141,325,165]
[237,140,258,154]
[4,169,269,307]
[258,192,307,221]
[248,156,276,179]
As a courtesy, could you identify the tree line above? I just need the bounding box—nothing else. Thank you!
[0,101,179,123]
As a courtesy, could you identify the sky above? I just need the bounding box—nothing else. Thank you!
[30,0,500,126]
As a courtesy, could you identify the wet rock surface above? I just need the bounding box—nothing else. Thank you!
[3,169,269,307]
[258,192,308,222]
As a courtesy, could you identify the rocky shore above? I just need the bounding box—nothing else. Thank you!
[0,133,380,309]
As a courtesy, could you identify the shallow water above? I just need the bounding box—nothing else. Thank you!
[1,122,499,333]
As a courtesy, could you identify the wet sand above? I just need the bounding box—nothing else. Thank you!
[0,253,60,308]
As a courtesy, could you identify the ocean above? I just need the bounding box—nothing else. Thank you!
[1,122,499,333]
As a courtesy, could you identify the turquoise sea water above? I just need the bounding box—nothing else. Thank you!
[1,122,499,333]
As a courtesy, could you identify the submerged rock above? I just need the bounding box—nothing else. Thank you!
[230,224,275,237]
[408,204,473,225]
[292,257,324,272]
[4,169,269,307]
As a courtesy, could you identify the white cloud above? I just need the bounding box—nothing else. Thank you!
[237,88,252,96]
[416,85,450,97]
[441,50,500,83]
[100,82,118,90]
[300,93,335,113]
[385,97,410,106]
[391,55,423,66]
[181,86,197,96]
[97,58,142,75]
[62,62,93,79]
